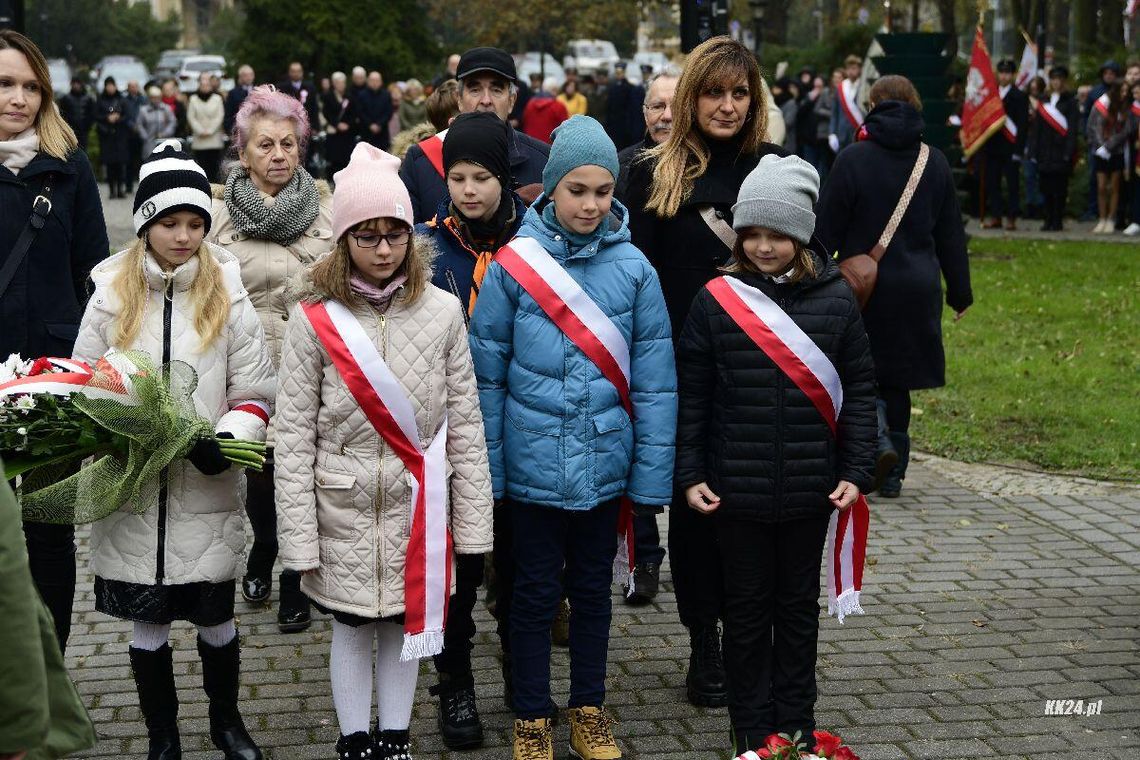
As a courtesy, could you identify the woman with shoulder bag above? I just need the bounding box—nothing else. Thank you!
[207,85,335,633]
[815,75,973,498]
[0,29,110,654]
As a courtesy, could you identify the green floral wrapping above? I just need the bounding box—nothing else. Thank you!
[18,353,214,525]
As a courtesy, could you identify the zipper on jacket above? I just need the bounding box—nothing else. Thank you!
[374,310,388,609]
[155,277,174,583]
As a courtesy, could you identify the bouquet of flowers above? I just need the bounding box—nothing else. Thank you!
[1,351,266,524]
[736,730,860,760]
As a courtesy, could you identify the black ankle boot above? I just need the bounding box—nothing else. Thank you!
[375,728,412,760]
[879,432,910,498]
[277,569,311,632]
[129,644,182,760]
[686,624,728,707]
[197,636,262,760]
[429,675,483,750]
[336,731,371,760]
[872,400,898,493]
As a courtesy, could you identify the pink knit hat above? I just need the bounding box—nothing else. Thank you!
[332,143,413,242]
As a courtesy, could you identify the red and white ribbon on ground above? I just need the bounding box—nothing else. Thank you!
[839,78,864,131]
[0,356,134,404]
[496,236,638,588]
[706,276,869,622]
[303,300,452,661]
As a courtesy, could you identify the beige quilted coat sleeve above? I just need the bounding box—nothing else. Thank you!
[274,303,322,571]
[442,297,494,554]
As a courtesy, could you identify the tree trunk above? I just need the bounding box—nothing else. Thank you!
[765,0,789,45]
[1101,0,1124,47]
[1073,0,1096,56]
[1049,0,1069,62]
[937,0,957,58]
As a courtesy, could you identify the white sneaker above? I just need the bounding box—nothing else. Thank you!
[1093,219,1109,233]
[1123,223,1140,236]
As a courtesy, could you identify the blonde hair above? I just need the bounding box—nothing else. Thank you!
[111,238,230,352]
[307,219,426,306]
[0,30,78,160]
[722,236,818,284]
[644,36,768,219]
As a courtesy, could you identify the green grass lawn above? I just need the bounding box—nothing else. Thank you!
[909,237,1139,481]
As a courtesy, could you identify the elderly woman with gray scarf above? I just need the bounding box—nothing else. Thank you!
[207,85,333,633]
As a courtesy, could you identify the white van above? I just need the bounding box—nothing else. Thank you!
[563,39,620,75]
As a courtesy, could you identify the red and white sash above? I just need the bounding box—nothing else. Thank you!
[839,78,864,131]
[418,128,448,178]
[494,236,638,586]
[1093,93,1110,118]
[1002,116,1018,143]
[1131,100,1140,119]
[0,355,134,403]
[302,300,452,661]
[1037,99,1069,137]
[705,276,869,622]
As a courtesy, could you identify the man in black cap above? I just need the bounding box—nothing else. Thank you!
[981,59,1029,230]
[1029,65,1078,231]
[605,61,641,150]
[399,46,550,223]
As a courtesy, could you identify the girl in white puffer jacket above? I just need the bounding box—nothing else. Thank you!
[73,141,275,760]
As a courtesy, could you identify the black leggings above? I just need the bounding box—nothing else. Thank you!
[1040,170,1070,228]
[879,386,912,436]
[244,456,278,580]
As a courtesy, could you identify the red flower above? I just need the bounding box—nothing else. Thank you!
[29,357,54,376]
[765,733,793,750]
[834,746,861,760]
[755,750,772,759]
[812,730,843,756]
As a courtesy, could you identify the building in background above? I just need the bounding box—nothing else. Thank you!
[143,0,232,49]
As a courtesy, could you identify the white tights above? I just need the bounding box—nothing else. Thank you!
[329,619,419,735]
[131,619,237,651]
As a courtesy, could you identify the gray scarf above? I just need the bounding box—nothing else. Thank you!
[223,164,320,246]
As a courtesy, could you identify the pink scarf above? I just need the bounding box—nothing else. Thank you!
[350,273,406,311]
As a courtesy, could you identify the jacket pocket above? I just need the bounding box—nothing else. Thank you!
[504,408,562,496]
[592,406,633,491]
[315,467,358,541]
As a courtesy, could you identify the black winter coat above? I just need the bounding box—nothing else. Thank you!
[675,262,877,522]
[616,136,652,200]
[399,126,549,224]
[58,91,94,146]
[621,134,789,340]
[0,150,109,359]
[815,101,972,390]
[1028,92,1079,174]
[321,92,359,170]
[984,85,1029,159]
[94,93,130,165]
[356,87,393,148]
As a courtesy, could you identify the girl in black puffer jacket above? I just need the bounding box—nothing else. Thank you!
[675,154,876,755]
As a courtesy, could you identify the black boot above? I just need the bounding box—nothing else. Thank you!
[686,624,728,707]
[129,645,182,760]
[623,561,661,605]
[197,636,262,760]
[335,731,371,760]
[429,674,483,750]
[277,568,311,632]
[872,400,899,493]
[879,432,910,498]
[375,728,412,760]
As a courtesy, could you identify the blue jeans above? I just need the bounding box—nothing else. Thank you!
[510,499,620,718]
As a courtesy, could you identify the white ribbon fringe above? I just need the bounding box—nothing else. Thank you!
[400,629,445,662]
[827,588,865,624]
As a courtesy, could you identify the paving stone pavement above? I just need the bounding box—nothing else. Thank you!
[62,458,1139,760]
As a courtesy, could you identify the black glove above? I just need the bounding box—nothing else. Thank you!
[187,432,233,476]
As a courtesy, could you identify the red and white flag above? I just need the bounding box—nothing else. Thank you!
[961,24,1008,158]
[302,300,453,661]
[1015,37,1037,89]
[705,276,869,622]
[495,236,639,589]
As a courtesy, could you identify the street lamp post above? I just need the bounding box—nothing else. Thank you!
[749,0,767,59]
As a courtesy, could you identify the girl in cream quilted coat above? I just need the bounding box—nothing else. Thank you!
[73,141,275,760]
[274,143,493,760]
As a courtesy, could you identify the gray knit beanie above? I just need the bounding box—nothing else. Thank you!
[731,154,820,244]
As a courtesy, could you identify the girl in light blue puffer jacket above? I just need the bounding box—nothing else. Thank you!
[469,115,676,758]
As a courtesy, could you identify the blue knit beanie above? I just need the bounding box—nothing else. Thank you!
[541,115,620,195]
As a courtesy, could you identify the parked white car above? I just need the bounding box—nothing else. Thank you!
[47,58,71,97]
[91,56,150,90]
[514,52,566,89]
[156,48,199,82]
[177,55,232,93]
[563,39,620,76]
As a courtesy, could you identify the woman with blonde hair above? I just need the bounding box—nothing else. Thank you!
[73,140,276,760]
[398,78,428,130]
[618,34,787,710]
[0,29,109,654]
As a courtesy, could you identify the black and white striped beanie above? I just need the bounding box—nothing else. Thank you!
[132,139,213,237]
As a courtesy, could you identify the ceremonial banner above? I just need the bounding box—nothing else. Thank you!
[961,24,1007,158]
[1015,35,1037,89]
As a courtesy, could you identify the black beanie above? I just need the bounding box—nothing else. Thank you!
[442,112,512,187]
[133,139,213,237]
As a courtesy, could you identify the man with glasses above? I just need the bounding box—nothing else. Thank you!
[617,72,678,198]
[400,47,550,223]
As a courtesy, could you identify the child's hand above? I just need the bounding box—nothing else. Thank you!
[829,480,860,510]
[685,483,721,514]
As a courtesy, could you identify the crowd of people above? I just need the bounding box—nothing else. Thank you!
[1,27,974,760]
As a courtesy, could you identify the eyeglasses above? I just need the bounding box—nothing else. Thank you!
[644,101,670,115]
[349,230,410,248]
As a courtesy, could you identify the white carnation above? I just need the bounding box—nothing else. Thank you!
[14,395,36,411]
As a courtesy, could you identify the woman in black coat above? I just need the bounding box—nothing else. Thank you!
[618,35,787,709]
[815,76,972,497]
[321,72,359,179]
[0,30,110,652]
[95,77,131,197]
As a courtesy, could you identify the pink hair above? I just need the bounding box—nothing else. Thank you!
[232,85,312,157]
